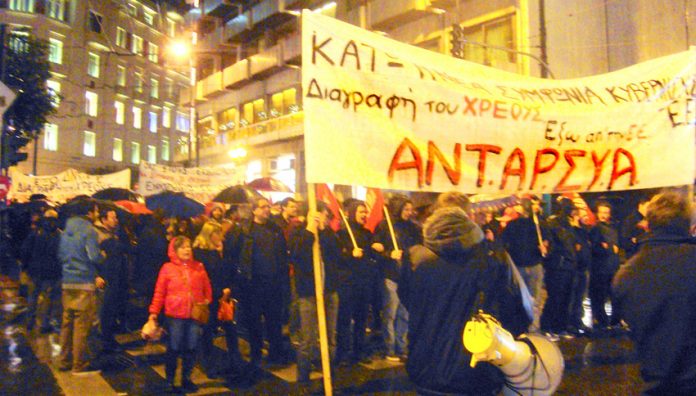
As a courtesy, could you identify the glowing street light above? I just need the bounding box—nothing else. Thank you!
[168,40,191,59]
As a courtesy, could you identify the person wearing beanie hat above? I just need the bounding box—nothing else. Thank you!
[336,199,381,364]
[398,204,532,395]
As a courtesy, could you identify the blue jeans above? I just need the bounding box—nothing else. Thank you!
[297,292,338,382]
[382,279,408,356]
[166,317,201,352]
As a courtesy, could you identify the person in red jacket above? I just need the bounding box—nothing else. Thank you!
[148,236,212,393]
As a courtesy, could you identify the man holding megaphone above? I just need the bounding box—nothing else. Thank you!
[399,193,535,396]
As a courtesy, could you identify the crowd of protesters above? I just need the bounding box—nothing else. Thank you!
[2,187,694,394]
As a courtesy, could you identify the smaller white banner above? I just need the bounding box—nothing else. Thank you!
[9,168,131,203]
[138,162,244,203]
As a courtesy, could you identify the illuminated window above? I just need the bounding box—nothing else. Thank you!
[133,107,142,129]
[127,3,137,17]
[161,139,170,160]
[459,14,516,66]
[113,138,123,161]
[132,34,143,55]
[83,131,96,157]
[46,80,60,107]
[48,38,62,64]
[116,27,127,48]
[87,52,100,78]
[10,0,35,12]
[46,0,66,20]
[130,142,140,164]
[117,65,126,87]
[246,160,262,182]
[164,78,174,98]
[134,71,143,93]
[218,107,238,131]
[148,43,158,63]
[114,101,125,125]
[176,112,190,132]
[85,91,98,117]
[162,107,171,128]
[150,78,159,98]
[270,88,297,116]
[149,111,158,133]
[147,145,156,163]
[43,123,58,151]
[144,12,155,27]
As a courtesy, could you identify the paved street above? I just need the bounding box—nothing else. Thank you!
[0,274,645,396]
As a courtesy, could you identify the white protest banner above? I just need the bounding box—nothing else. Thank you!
[138,162,244,203]
[302,11,695,194]
[9,168,131,202]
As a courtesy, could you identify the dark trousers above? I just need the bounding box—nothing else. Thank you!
[240,277,284,361]
[100,281,127,346]
[589,271,617,327]
[201,296,242,374]
[336,282,353,361]
[569,270,588,328]
[540,269,575,333]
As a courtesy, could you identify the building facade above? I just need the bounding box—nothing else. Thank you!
[182,0,695,197]
[0,0,191,178]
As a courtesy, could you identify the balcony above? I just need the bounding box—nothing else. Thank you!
[194,111,305,160]
[202,0,237,18]
[223,58,251,89]
[224,10,252,42]
[201,72,223,97]
[370,0,433,30]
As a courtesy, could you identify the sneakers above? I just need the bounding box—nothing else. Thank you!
[72,362,101,376]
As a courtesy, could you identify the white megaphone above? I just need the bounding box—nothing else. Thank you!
[463,311,564,396]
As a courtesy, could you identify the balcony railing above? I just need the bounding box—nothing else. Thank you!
[198,111,304,150]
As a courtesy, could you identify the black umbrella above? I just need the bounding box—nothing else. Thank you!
[146,191,205,219]
[213,185,264,205]
[92,188,143,203]
[58,196,134,227]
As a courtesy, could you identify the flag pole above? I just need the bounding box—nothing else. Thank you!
[308,183,333,396]
[338,207,358,249]
[383,206,399,251]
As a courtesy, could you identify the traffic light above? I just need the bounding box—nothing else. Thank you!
[2,131,29,169]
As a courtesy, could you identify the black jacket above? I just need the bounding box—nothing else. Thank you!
[20,217,62,281]
[501,216,545,268]
[194,247,234,296]
[544,215,579,271]
[613,233,696,395]
[228,219,288,282]
[399,208,532,395]
[337,220,379,282]
[289,226,345,297]
[590,221,620,274]
[373,218,422,281]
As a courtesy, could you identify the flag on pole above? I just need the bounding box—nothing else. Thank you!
[316,184,342,231]
[364,187,384,232]
[563,192,596,226]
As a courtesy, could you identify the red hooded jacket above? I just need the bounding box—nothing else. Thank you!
[149,239,212,319]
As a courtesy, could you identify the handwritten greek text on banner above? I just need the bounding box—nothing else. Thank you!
[138,162,244,203]
[9,168,131,203]
[301,11,695,194]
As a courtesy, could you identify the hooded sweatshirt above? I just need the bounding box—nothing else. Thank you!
[399,207,531,395]
[59,216,103,290]
[149,238,212,319]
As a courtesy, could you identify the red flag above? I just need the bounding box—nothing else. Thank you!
[316,184,341,231]
[562,192,596,226]
[364,187,384,233]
